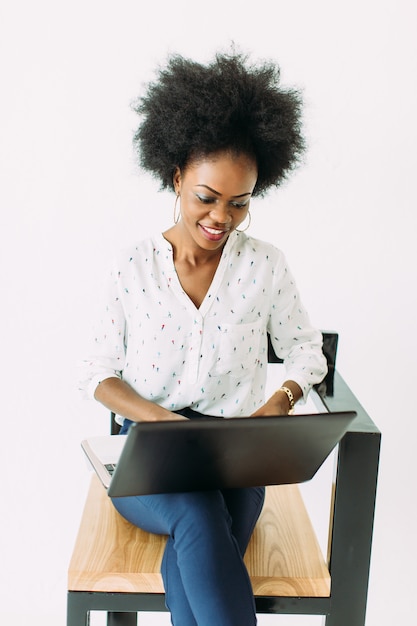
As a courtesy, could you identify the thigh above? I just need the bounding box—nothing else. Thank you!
[111,488,232,537]
[111,492,170,535]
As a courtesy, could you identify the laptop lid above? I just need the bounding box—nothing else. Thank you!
[82,410,356,497]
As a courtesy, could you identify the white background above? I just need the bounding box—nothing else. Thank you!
[1,1,416,624]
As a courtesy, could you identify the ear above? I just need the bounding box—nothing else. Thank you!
[173,167,182,195]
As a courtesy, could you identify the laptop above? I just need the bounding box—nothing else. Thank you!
[81,408,357,497]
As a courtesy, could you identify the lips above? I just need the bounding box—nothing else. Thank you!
[199,223,230,241]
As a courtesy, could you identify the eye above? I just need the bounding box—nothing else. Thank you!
[196,194,216,204]
[230,200,249,209]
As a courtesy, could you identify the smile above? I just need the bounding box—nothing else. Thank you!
[199,224,230,241]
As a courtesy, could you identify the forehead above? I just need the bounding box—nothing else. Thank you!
[184,151,258,191]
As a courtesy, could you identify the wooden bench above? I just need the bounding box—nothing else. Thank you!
[68,335,381,625]
[68,475,330,600]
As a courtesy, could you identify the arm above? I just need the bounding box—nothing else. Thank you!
[94,377,187,422]
[266,251,328,403]
[251,249,327,417]
[81,254,186,422]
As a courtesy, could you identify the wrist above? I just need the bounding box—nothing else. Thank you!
[274,386,295,415]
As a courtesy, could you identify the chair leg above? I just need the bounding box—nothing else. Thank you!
[107,612,138,626]
[325,431,380,626]
[67,592,90,626]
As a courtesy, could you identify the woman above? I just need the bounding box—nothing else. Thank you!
[81,51,327,626]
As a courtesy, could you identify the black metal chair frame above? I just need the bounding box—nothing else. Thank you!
[67,332,381,626]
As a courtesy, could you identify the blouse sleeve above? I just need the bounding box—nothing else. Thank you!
[267,251,328,400]
[78,261,127,400]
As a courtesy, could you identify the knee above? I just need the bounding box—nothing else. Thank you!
[171,491,232,537]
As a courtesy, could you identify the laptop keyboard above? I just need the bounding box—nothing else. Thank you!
[105,463,117,476]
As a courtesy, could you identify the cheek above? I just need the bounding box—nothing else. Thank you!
[181,197,206,222]
[234,208,250,224]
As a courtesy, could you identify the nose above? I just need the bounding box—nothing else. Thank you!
[209,202,232,224]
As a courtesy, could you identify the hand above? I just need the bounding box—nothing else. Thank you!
[251,394,291,418]
[143,404,188,422]
[161,411,189,422]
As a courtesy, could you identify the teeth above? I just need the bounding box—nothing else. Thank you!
[204,226,224,235]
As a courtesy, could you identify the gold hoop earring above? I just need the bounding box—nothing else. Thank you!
[235,211,251,233]
[173,193,181,224]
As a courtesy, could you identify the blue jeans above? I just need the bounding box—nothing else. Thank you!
[112,413,265,626]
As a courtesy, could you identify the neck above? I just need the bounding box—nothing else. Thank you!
[163,225,227,266]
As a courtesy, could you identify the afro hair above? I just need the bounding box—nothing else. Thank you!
[133,50,305,196]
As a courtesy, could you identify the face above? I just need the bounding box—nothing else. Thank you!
[173,151,258,252]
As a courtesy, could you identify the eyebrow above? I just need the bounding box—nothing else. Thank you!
[195,184,252,198]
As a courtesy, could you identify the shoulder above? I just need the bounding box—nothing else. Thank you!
[232,232,286,265]
[111,234,171,272]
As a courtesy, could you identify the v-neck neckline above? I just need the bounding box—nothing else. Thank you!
[157,231,239,316]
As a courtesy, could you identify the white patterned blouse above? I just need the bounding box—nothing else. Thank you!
[80,231,327,422]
